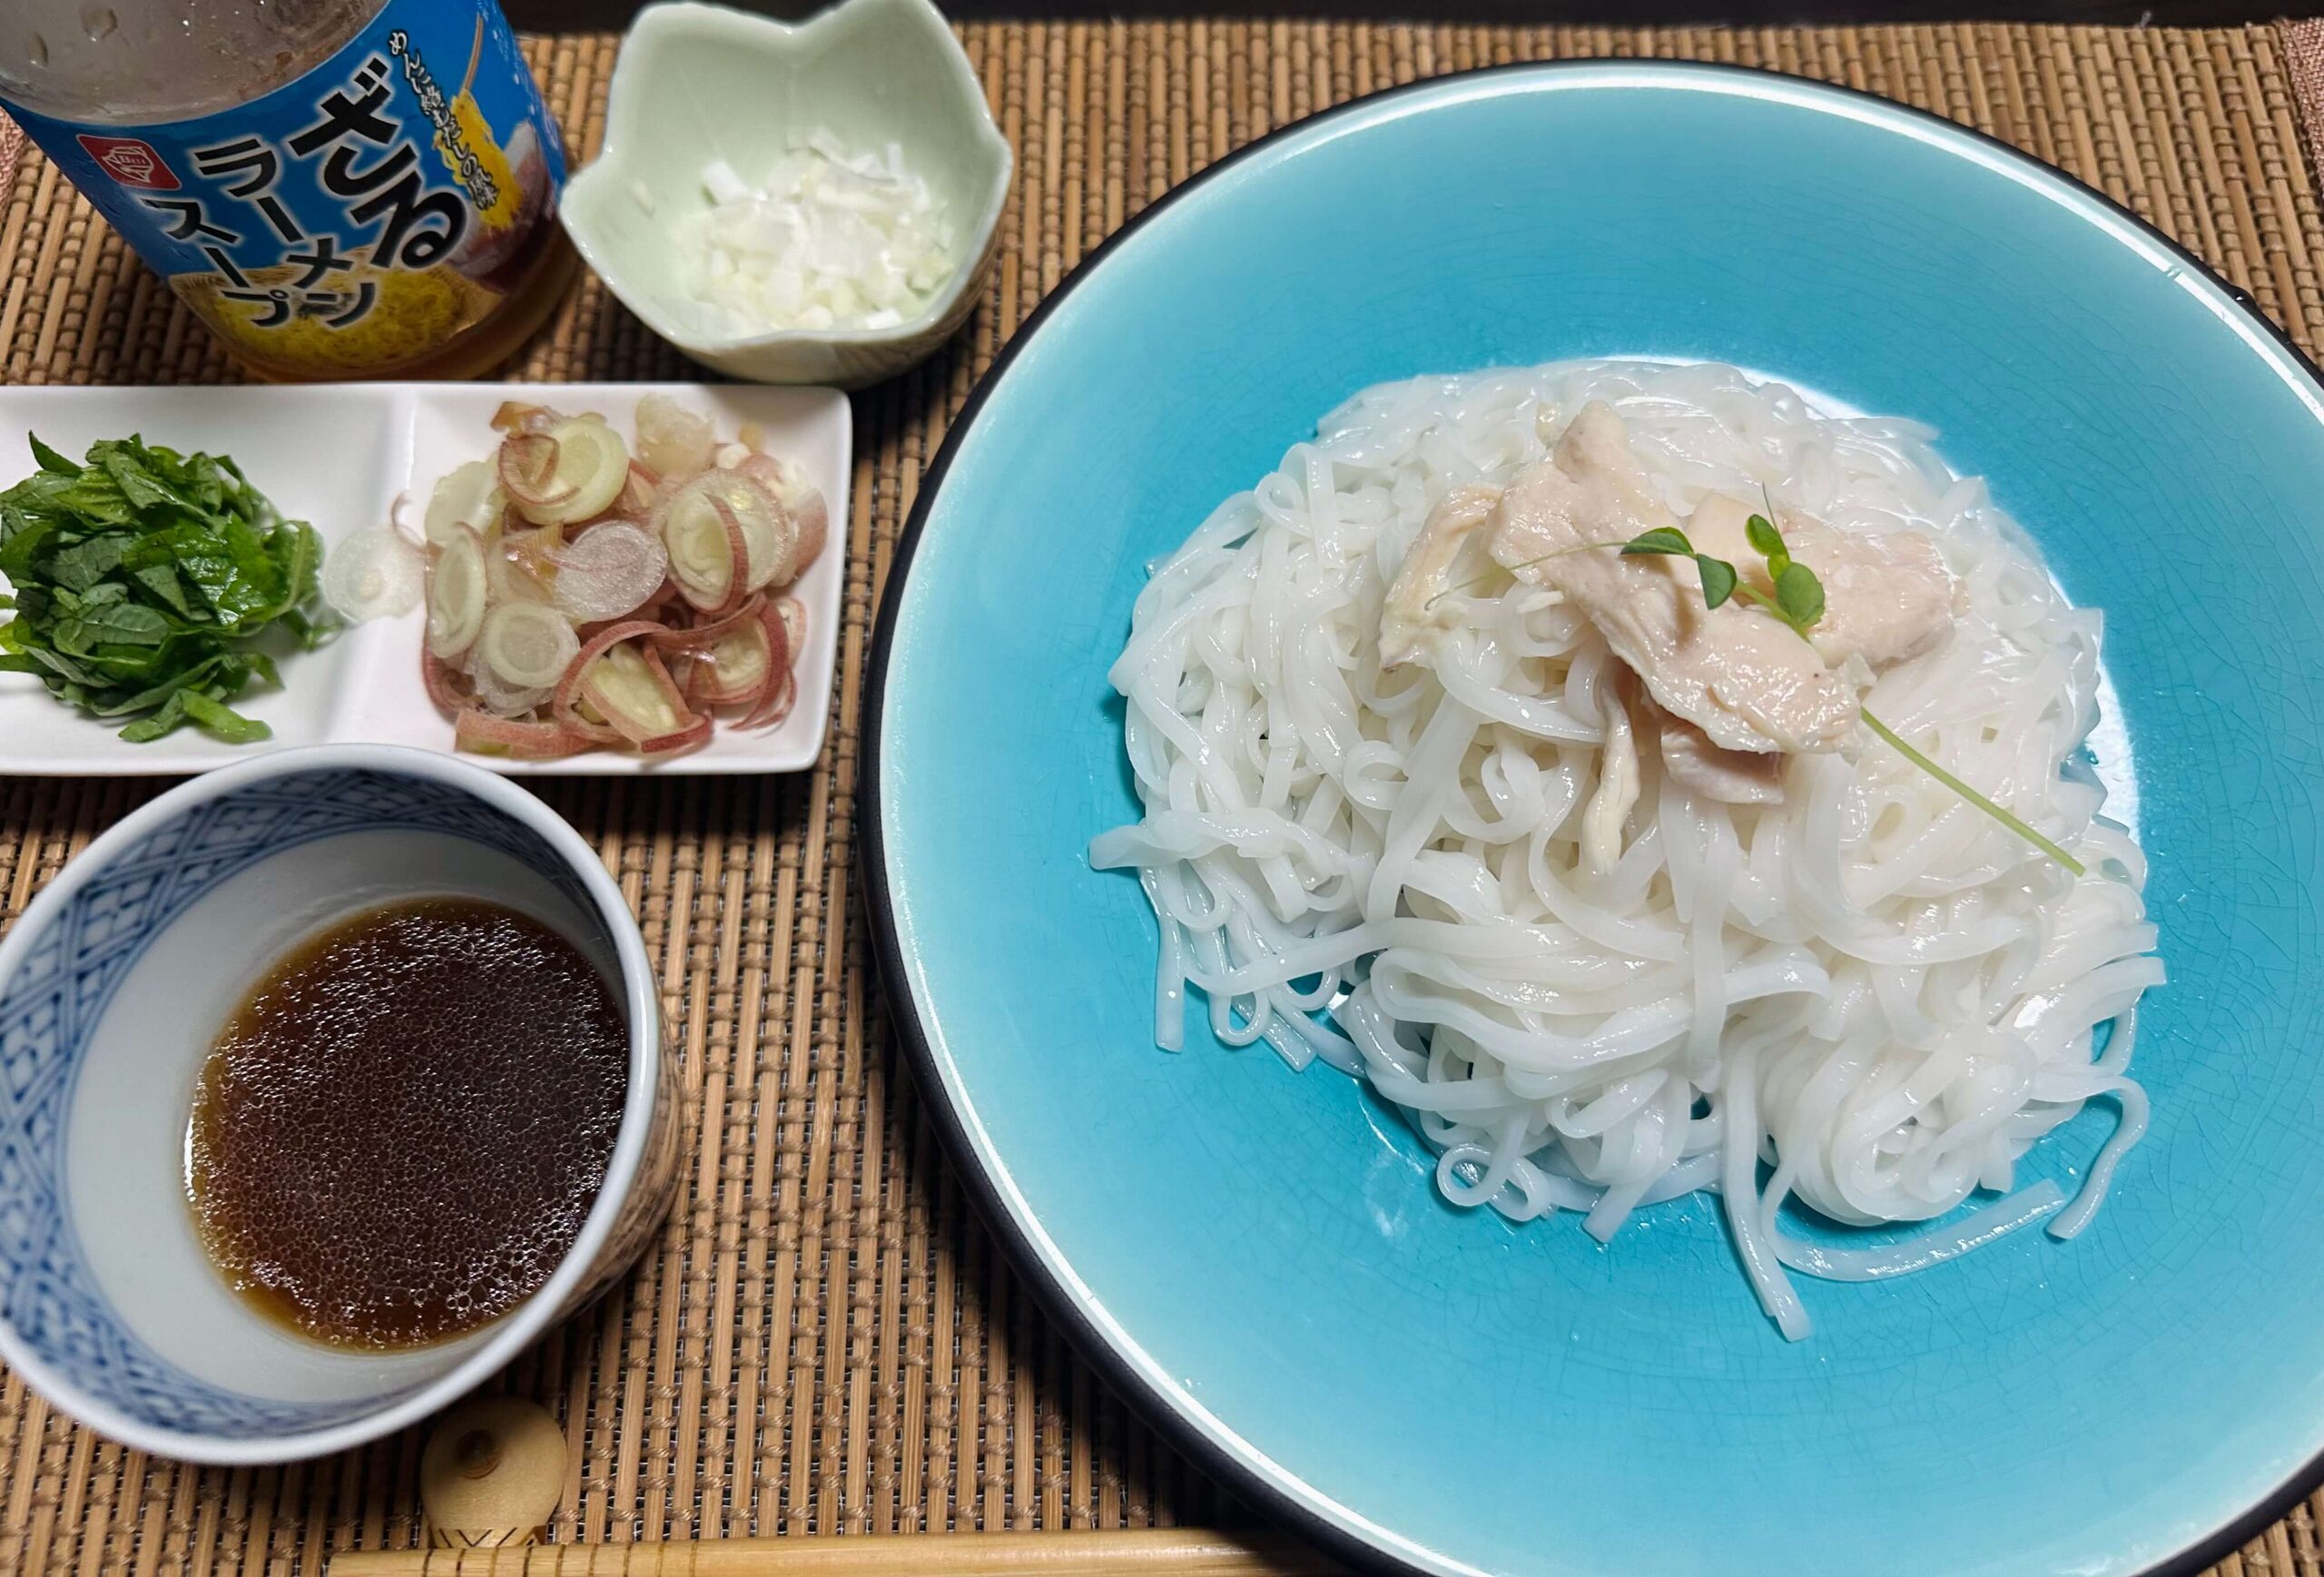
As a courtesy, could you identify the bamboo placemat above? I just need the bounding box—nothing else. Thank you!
[5,19,2324,1577]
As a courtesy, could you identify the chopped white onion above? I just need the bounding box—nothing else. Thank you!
[676,133,956,335]
[703,157,752,206]
[320,526,424,622]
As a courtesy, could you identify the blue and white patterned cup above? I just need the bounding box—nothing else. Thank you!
[0,745,678,1464]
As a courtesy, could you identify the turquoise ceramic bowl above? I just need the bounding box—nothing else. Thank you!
[865,64,2324,1575]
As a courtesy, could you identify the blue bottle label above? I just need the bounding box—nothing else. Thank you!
[5,0,566,375]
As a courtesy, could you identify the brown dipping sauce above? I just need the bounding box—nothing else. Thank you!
[186,897,628,1350]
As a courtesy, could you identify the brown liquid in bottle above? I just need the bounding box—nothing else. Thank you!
[186,897,628,1350]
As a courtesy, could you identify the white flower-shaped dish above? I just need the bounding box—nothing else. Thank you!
[562,0,1011,388]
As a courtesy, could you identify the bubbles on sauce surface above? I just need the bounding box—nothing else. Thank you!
[186,897,629,1351]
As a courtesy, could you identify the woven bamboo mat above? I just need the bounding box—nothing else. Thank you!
[5,18,2324,1577]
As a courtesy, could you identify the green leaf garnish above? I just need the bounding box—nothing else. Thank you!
[27,434,76,476]
[177,690,271,744]
[1620,527,1696,558]
[1719,493,2075,876]
[0,432,334,743]
[1407,486,2089,878]
[1776,561,1824,627]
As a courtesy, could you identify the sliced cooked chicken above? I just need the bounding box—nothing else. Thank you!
[1653,709,1786,804]
[1581,675,1641,872]
[1683,493,1956,671]
[1378,485,1504,667]
[1490,402,1859,755]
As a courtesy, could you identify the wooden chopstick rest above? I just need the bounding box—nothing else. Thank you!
[419,1398,569,1550]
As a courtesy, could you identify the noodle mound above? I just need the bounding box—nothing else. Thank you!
[1092,360,2162,1338]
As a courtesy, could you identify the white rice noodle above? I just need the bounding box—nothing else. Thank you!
[1092,359,2162,1339]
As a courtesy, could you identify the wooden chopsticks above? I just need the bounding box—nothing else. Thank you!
[327,1528,1342,1575]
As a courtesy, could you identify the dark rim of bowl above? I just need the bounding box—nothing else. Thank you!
[858,56,2321,1577]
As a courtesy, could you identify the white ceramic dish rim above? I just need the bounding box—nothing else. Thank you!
[0,743,663,1465]
[562,0,1015,355]
[0,380,848,778]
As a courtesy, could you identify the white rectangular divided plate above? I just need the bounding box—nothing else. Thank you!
[0,382,850,776]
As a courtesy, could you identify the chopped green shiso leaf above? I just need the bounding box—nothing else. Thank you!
[0,433,332,743]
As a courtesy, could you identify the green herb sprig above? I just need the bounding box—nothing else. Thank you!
[1443,500,2083,877]
[1659,508,2084,878]
[1857,708,2083,875]
[0,433,333,743]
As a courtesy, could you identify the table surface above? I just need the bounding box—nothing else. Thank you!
[5,16,2324,1577]
[508,1,2322,25]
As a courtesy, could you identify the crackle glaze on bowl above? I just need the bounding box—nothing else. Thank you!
[865,62,2324,1577]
